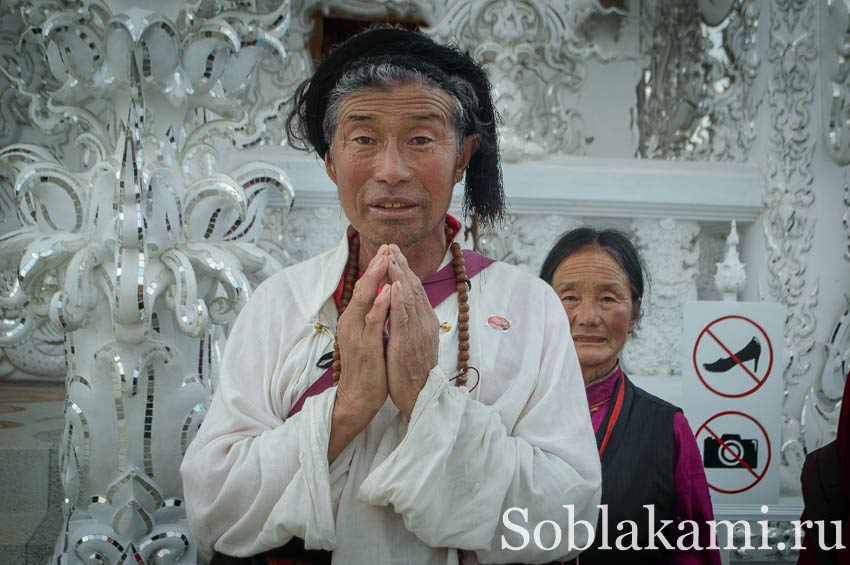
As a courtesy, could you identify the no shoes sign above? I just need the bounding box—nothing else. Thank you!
[682,302,784,505]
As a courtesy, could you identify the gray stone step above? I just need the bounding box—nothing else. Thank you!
[0,397,65,565]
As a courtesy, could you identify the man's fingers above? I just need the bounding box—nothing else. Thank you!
[386,245,408,285]
[388,245,431,322]
[345,248,389,319]
[364,283,391,336]
[389,281,409,332]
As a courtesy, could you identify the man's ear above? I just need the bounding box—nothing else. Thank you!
[324,151,337,184]
[454,135,479,184]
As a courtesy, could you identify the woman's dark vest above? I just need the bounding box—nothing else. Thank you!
[578,374,681,565]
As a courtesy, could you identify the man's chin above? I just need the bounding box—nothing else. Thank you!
[359,225,425,248]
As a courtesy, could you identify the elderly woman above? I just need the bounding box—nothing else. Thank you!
[540,227,720,565]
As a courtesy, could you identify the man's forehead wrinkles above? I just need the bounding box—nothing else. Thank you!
[339,92,455,117]
[342,111,446,123]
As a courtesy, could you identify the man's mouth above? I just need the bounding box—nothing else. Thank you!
[368,199,419,216]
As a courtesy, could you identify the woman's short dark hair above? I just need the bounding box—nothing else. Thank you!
[285,26,505,228]
[539,227,647,310]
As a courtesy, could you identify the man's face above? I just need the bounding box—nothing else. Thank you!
[325,83,474,248]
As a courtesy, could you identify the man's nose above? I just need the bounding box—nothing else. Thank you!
[373,142,412,185]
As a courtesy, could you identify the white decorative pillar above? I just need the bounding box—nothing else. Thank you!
[622,218,700,376]
[759,0,820,495]
[0,2,293,562]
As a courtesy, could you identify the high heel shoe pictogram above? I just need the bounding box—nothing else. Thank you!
[703,336,761,373]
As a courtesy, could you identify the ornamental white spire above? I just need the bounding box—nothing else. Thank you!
[715,219,747,301]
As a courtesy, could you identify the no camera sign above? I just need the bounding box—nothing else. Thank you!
[682,302,784,505]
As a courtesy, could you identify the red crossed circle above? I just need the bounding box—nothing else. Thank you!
[692,315,773,398]
[695,410,771,494]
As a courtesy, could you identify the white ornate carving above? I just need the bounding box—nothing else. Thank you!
[0,1,294,562]
[429,0,625,161]
[844,169,850,260]
[802,300,850,451]
[714,220,747,300]
[821,0,850,165]
[621,218,699,376]
[271,203,347,267]
[638,0,761,162]
[1,320,66,378]
[695,231,723,301]
[763,0,819,495]
[476,214,584,274]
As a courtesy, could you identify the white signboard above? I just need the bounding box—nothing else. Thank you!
[682,302,785,505]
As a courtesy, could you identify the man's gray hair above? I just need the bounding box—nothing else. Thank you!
[322,62,480,154]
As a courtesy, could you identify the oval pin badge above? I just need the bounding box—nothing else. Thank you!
[487,315,511,332]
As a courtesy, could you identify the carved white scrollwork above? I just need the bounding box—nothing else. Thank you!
[845,169,850,260]
[621,218,699,376]
[821,0,850,165]
[638,0,760,162]
[270,204,347,267]
[476,214,584,274]
[0,1,295,561]
[429,0,625,161]
[763,0,819,495]
[801,300,850,452]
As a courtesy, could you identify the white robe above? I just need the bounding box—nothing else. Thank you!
[181,233,602,564]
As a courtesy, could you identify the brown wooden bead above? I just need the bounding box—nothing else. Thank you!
[459,331,469,342]
[458,312,470,323]
[459,351,470,363]
[459,341,470,351]
[458,303,470,314]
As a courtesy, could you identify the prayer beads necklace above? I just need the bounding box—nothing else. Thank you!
[332,224,472,387]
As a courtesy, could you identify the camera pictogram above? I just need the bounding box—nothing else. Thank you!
[703,433,758,469]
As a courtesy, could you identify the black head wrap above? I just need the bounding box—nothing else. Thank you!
[285,26,505,228]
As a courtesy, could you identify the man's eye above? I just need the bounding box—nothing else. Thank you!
[561,295,579,302]
[411,136,433,145]
[353,136,374,145]
[600,296,617,303]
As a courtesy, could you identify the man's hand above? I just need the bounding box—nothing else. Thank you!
[329,245,391,461]
[386,244,439,420]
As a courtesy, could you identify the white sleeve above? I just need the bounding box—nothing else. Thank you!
[180,283,353,559]
[357,288,602,564]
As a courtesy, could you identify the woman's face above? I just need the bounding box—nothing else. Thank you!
[550,246,638,384]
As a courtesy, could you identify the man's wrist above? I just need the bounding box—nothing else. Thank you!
[332,392,371,431]
[398,378,428,421]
